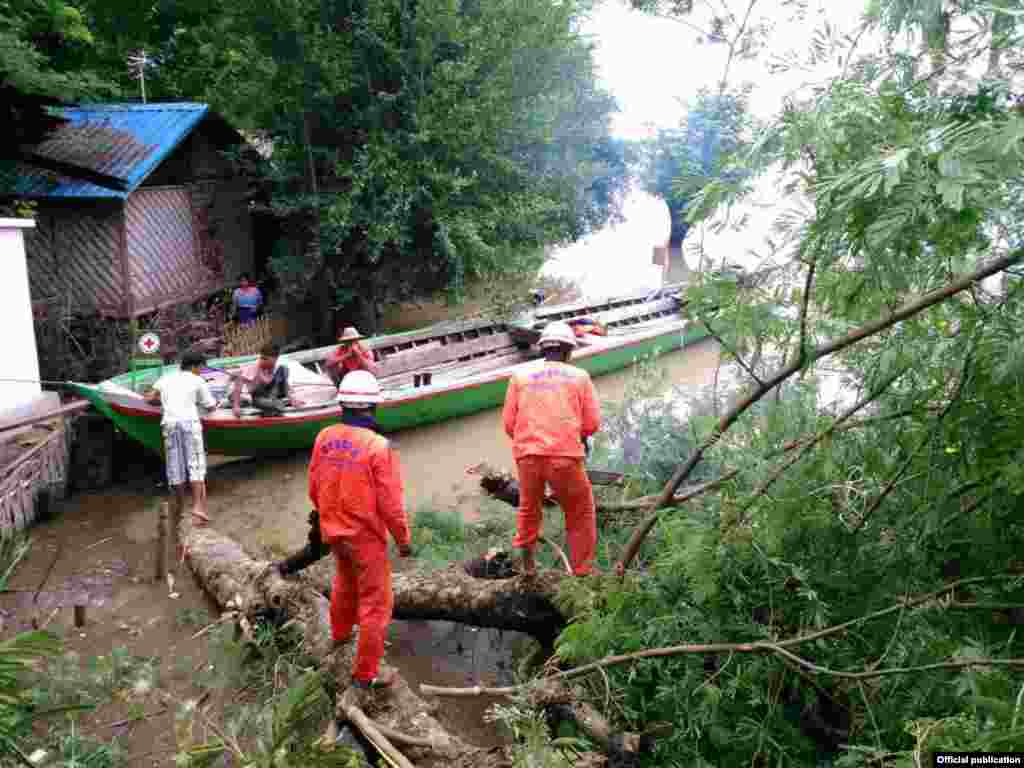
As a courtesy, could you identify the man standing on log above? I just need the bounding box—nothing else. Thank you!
[502,321,601,576]
[308,370,412,689]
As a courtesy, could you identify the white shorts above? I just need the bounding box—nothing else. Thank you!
[162,420,207,486]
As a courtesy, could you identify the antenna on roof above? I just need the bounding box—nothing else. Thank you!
[126,48,157,104]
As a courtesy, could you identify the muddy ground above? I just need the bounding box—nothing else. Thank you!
[1,468,521,766]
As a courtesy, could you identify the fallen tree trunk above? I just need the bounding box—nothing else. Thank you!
[471,462,721,516]
[180,520,515,768]
[267,510,570,642]
[291,558,568,645]
[467,462,623,510]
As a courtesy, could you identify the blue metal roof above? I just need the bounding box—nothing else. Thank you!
[7,103,210,199]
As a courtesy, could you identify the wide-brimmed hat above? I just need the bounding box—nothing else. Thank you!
[337,326,365,342]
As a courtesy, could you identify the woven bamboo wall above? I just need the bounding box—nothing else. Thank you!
[126,186,207,313]
[0,422,70,538]
[24,201,126,315]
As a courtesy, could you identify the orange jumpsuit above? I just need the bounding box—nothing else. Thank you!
[308,423,410,682]
[502,361,601,575]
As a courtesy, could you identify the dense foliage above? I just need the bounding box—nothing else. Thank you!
[540,1,1024,766]
[3,0,630,335]
[17,0,629,335]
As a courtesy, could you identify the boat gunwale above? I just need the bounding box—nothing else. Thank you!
[101,285,688,391]
[93,315,696,429]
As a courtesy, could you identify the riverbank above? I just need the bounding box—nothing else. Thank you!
[4,336,721,764]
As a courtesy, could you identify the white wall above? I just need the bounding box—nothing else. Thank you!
[0,219,43,419]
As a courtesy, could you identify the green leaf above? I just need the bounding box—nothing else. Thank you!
[938,179,966,210]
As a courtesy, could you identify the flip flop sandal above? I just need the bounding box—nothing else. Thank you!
[351,671,398,690]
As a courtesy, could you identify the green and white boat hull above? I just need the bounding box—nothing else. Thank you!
[70,300,708,457]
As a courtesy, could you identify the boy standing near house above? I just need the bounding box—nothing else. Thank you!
[145,350,218,526]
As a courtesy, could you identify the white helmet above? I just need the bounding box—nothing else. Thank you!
[337,370,383,407]
[538,321,577,349]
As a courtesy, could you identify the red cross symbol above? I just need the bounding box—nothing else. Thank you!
[139,334,160,354]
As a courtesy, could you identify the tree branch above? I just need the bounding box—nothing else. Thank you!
[853,347,974,533]
[797,258,817,366]
[594,408,922,514]
[339,690,417,768]
[420,575,1021,697]
[771,645,1024,681]
[702,319,766,387]
[616,249,1023,575]
[719,0,760,95]
[735,367,905,522]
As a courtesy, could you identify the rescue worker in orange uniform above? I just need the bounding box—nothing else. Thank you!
[308,370,412,689]
[502,321,601,576]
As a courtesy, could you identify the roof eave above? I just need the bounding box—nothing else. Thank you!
[17,151,131,193]
[119,104,211,195]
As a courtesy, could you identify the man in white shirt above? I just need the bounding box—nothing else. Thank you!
[145,350,218,525]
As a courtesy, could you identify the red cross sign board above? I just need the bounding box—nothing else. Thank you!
[138,332,161,355]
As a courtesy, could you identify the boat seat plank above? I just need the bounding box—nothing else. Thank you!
[443,350,537,382]
[281,319,505,366]
[376,333,515,378]
[583,297,681,326]
[378,347,531,391]
[368,319,502,351]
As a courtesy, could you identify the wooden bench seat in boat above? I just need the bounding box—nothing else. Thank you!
[376,332,524,389]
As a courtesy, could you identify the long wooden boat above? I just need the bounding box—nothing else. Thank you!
[69,282,709,457]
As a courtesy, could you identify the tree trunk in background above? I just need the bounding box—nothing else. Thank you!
[666,205,692,284]
[351,272,379,336]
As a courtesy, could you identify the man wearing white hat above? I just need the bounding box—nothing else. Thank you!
[501,321,601,576]
[308,370,411,690]
[325,326,378,386]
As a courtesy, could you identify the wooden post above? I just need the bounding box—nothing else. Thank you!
[74,604,86,628]
[155,501,168,582]
[169,495,182,571]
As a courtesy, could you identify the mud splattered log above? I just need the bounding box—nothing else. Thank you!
[295,559,568,645]
[180,522,514,768]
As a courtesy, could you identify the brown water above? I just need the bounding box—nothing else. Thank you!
[191,336,721,559]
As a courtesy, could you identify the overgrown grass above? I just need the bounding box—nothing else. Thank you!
[410,500,605,574]
[15,644,159,766]
[174,606,214,630]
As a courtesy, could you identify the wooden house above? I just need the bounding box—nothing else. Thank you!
[1,103,257,318]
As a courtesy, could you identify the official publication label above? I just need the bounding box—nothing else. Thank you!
[935,754,1024,766]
